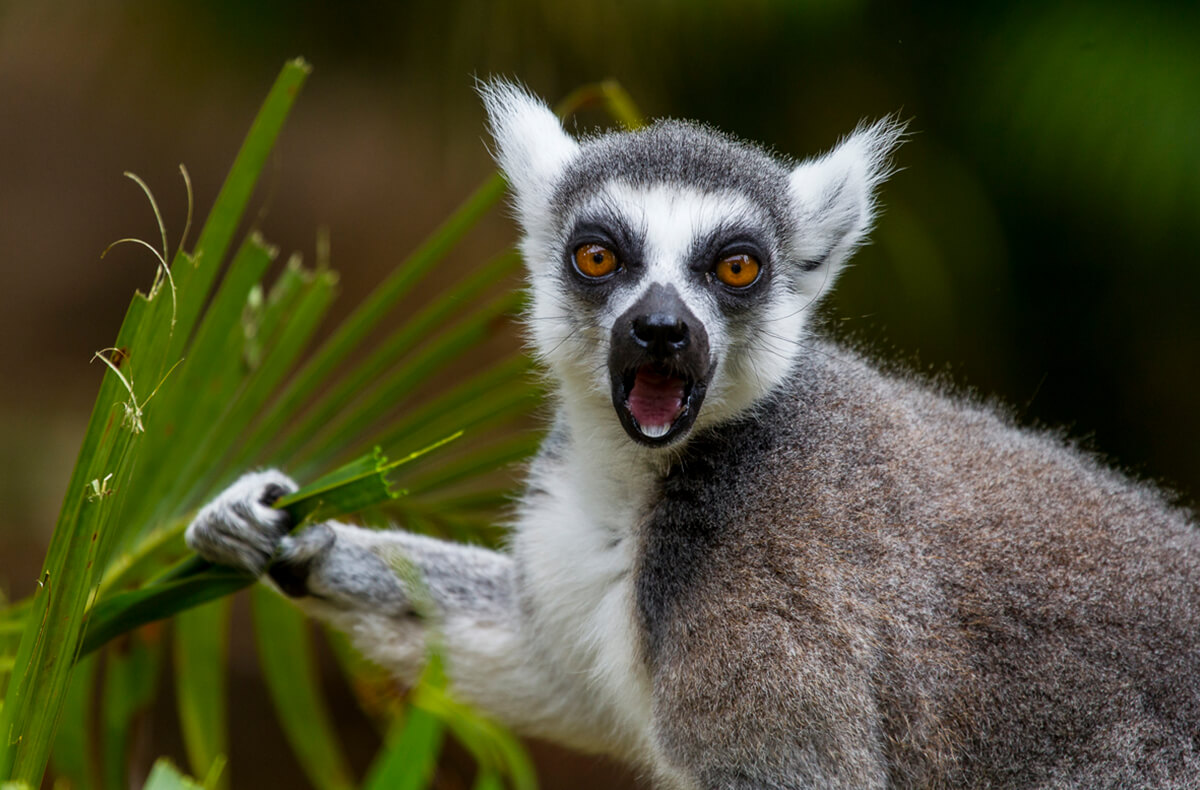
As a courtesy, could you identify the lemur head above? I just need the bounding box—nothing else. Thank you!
[482,80,902,449]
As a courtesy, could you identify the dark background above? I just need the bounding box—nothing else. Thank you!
[1,1,1197,787]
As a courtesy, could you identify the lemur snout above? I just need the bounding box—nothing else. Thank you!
[609,284,711,446]
[631,313,690,357]
[617,284,706,358]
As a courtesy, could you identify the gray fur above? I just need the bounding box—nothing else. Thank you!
[186,86,1200,789]
[637,341,1200,787]
[555,121,796,232]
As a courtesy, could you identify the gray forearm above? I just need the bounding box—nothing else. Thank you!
[283,523,616,749]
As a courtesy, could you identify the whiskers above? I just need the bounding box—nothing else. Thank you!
[523,300,612,384]
[533,324,586,366]
[762,256,837,327]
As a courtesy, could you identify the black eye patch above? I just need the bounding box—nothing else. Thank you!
[565,212,644,265]
[686,225,774,309]
[686,229,770,274]
[560,212,647,302]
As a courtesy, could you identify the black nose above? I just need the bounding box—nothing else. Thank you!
[631,313,689,357]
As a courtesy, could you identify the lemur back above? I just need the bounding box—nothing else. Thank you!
[186,82,1200,788]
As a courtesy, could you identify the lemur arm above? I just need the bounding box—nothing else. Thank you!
[184,470,615,752]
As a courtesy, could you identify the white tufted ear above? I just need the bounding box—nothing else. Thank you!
[479,79,580,231]
[788,117,906,279]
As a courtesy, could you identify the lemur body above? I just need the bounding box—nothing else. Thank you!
[187,83,1200,788]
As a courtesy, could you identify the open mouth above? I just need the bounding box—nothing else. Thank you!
[613,363,708,446]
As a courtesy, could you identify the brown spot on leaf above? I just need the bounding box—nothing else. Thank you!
[107,347,131,369]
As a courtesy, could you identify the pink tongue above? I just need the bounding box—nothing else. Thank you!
[628,366,685,429]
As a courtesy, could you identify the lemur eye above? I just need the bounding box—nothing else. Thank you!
[573,244,620,279]
[714,253,760,288]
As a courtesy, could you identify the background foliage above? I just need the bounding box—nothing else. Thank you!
[1,1,1198,788]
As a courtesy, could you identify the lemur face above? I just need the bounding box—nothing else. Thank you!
[556,179,787,446]
[482,81,901,448]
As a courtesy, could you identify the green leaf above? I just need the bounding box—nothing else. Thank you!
[361,705,445,790]
[78,566,251,660]
[555,79,646,130]
[100,631,164,790]
[0,607,28,703]
[276,447,399,524]
[250,587,354,790]
[268,250,521,467]
[166,59,311,368]
[360,647,451,790]
[126,233,278,539]
[0,300,146,782]
[199,264,338,500]
[472,768,505,790]
[362,647,539,790]
[277,435,460,524]
[319,628,398,734]
[49,653,97,790]
[173,600,231,790]
[95,519,190,601]
[369,354,537,462]
[140,759,205,790]
[399,434,542,498]
[412,680,537,790]
[293,289,520,471]
[241,173,507,466]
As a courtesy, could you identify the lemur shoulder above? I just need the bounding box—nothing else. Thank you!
[187,81,1200,788]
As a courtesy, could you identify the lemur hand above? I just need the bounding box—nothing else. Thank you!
[185,469,412,612]
[185,469,299,576]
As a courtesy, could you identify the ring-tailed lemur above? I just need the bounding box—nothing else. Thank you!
[187,81,1200,788]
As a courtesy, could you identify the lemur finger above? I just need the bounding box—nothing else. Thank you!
[279,523,337,561]
[269,524,337,598]
[223,469,299,533]
[185,514,274,574]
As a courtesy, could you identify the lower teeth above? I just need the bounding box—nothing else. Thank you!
[640,423,671,439]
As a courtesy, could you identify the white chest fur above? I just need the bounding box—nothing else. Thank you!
[513,433,664,763]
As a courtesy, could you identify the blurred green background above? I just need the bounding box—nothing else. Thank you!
[1,0,1197,786]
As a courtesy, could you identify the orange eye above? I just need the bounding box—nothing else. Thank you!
[574,244,619,278]
[714,253,760,288]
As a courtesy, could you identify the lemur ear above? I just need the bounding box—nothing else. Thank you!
[479,79,580,228]
[787,117,906,277]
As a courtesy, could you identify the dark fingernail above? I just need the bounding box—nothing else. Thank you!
[260,483,288,506]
